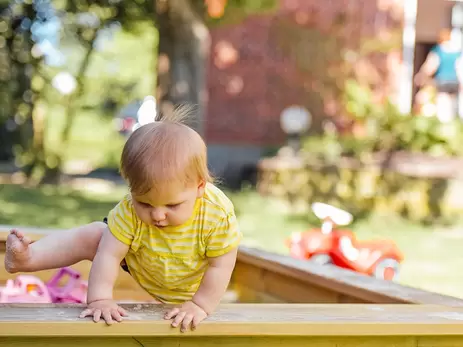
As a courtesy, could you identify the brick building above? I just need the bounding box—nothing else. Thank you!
[205,0,459,180]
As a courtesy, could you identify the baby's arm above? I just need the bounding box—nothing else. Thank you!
[165,211,241,331]
[80,227,129,324]
[192,247,238,314]
[88,227,129,302]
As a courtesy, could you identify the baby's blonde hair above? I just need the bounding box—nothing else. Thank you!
[120,104,212,195]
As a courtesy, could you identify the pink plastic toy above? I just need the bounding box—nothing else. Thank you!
[0,275,52,303]
[46,267,88,303]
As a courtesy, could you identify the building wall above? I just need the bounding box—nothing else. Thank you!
[416,0,455,43]
[205,0,405,178]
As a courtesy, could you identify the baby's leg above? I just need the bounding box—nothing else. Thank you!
[4,221,107,273]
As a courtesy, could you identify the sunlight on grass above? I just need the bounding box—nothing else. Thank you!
[0,184,127,229]
[352,214,463,297]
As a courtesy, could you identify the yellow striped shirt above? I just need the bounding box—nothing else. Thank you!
[106,183,242,303]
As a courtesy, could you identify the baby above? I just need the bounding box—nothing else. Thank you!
[4,106,242,331]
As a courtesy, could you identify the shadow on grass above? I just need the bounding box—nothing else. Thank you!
[0,184,124,229]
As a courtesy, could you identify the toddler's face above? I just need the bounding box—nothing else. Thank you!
[131,181,205,228]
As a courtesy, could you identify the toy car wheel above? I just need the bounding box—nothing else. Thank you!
[310,254,333,265]
[373,258,400,281]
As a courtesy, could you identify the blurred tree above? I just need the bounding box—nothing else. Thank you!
[41,0,156,182]
[0,1,42,163]
[19,0,155,183]
[154,0,277,134]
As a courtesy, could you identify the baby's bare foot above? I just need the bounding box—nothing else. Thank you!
[4,229,32,273]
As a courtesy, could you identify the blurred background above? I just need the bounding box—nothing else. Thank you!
[1,0,463,299]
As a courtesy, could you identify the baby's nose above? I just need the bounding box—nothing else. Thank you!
[151,208,166,221]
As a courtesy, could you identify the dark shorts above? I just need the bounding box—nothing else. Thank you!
[436,81,459,94]
[103,217,130,274]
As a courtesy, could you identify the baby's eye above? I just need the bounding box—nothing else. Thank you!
[138,201,151,207]
[167,203,180,209]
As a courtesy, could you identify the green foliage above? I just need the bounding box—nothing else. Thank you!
[30,0,156,181]
[45,106,125,170]
[206,0,278,27]
[303,80,463,161]
[1,0,157,180]
[80,22,158,111]
[358,29,403,55]
[259,153,463,225]
[0,1,38,160]
[53,0,154,31]
[343,79,382,120]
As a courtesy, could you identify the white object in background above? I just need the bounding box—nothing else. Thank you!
[280,105,312,134]
[52,72,77,95]
[137,95,157,126]
[311,202,353,226]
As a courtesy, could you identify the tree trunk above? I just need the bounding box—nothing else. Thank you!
[155,0,211,136]
[2,2,39,171]
[22,99,49,183]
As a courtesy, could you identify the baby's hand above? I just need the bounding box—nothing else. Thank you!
[79,299,128,325]
[164,301,208,332]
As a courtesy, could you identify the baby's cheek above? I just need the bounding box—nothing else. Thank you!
[169,212,184,225]
[166,212,177,223]
[134,207,149,223]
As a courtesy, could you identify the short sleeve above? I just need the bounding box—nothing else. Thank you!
[430,45,441,57]
[205,212,242,258]
[107,197,137,246]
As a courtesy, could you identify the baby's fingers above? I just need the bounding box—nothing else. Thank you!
[111,308,123,322]
[92,309,102,323]
[118,306,129,317]
[79,308,94,319]
[102,310,114,325]
[171,311,186,328]
[192,314,206,330]
[181,314,193,332]
[164,307,180,320]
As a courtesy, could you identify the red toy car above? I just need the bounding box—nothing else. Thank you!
[286,202,404,281]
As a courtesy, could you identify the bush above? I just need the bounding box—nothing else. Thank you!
[302,80,463,161]
[257,80,463,225]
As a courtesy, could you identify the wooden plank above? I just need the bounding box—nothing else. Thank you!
[234,247,463,305]
[0,304,463,340]
[0,336,421,347]
[231,262,341,303]
[3,336,463,347]
[418,336,463,347]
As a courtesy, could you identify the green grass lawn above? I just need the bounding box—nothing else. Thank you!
[0,183,128,228]
[1,183,462,299]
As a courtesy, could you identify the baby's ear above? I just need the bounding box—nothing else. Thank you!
[196,180,206,198]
